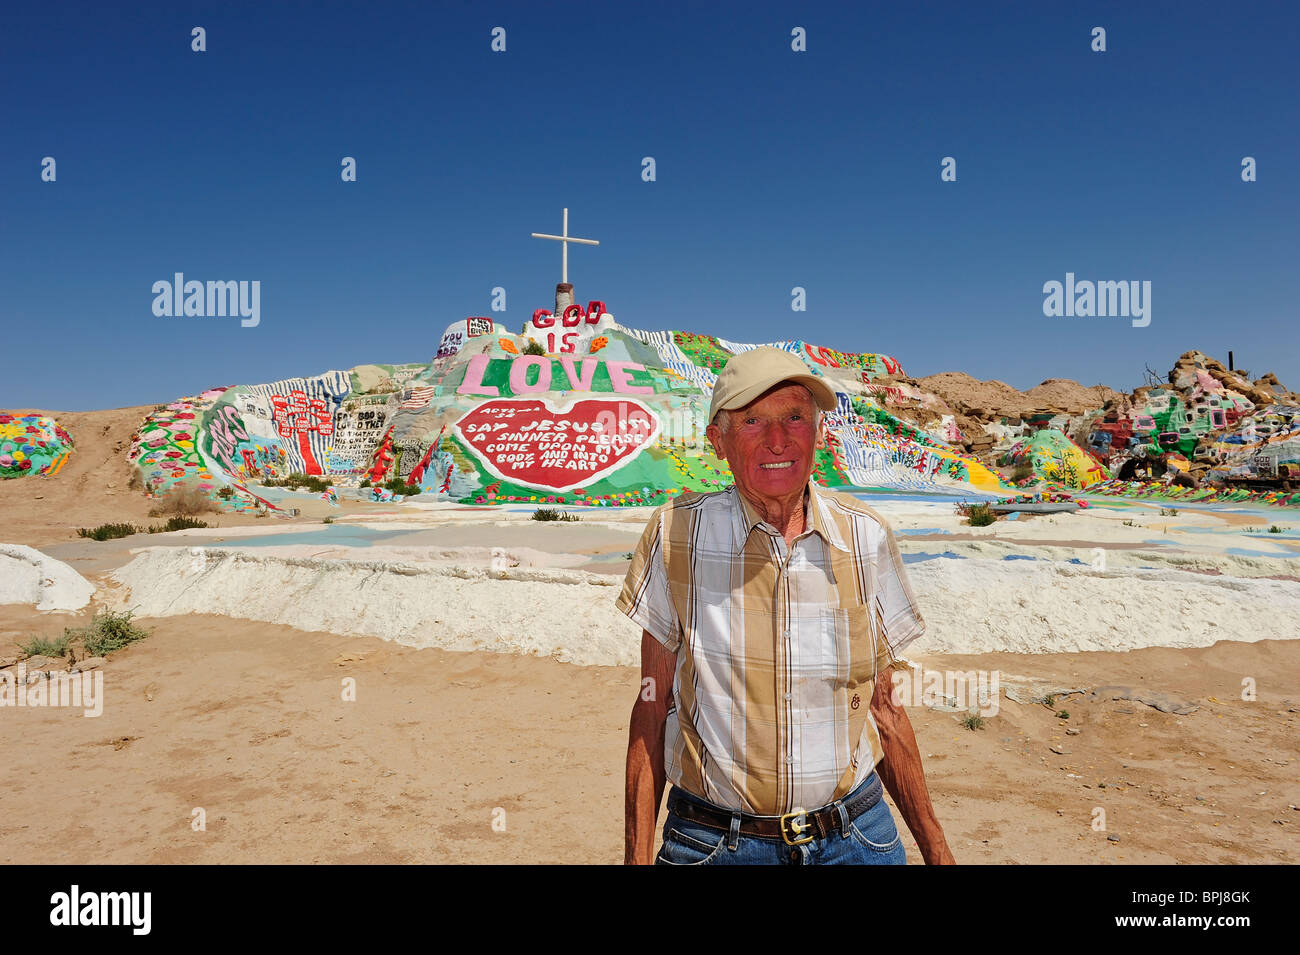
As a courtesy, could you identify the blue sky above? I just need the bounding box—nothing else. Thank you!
[3,0,1296,411]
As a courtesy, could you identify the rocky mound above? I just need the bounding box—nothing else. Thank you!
[1024,379,1122,415]
[913,372,1032,420]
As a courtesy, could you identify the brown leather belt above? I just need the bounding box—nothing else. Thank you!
[666,771,884,846]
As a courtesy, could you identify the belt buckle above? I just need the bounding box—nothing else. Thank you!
[780,808,814,846]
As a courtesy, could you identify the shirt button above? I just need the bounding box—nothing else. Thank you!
[784,692,792,701]
[786,757,795,765]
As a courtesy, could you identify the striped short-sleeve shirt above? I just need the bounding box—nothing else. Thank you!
[616,482,926,815]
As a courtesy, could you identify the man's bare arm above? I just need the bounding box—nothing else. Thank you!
[624,629,676,864]
[870,667,956,864]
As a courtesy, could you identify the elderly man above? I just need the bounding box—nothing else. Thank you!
[618,347,955,865]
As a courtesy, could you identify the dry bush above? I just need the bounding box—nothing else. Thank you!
[148,484,219,518]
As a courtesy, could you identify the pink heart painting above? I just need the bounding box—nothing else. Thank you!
[454,398,660,491]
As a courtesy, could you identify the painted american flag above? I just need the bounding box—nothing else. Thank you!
[399,386,436,410]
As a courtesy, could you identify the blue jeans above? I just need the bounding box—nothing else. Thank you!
[655,772,908,865]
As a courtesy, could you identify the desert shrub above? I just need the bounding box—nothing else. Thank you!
[216,486,236,500]
[19,633,72,658]
[264,473,333,493]
[383,478,423,496]
[149,484,219,518]
[147,516,210,533]
[78,523,140,541]
[1268,525,1283,534]
[359,478,371,488]
[961,714,985,730]
[522,339,547,356]
[67,609,151,657]
[1009,461,1034,482]
[966,503,995,527]
[532,508,580,522]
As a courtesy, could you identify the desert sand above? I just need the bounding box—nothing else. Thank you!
[1,407,1297,863]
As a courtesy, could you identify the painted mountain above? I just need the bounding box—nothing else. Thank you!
[123,301,1300,510]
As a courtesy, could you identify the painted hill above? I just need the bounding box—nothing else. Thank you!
[61,299,1294,511]
[0,414,74,478]
[119,305,1006,510]
[1071,350,1300,505]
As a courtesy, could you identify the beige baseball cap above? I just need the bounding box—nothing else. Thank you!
[708,346,838,423]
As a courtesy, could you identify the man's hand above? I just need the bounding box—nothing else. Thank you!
[624,630,676,864]
[870,665,957,864]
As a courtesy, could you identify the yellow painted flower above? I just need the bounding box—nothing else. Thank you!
[0,424,22,440]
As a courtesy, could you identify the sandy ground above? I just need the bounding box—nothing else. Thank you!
[2,407,1298,863]
[2,602,1295,864]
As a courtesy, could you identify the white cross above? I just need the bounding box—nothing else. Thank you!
[530,208,599,285]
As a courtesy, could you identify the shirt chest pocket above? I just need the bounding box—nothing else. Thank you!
[818,602,879,690]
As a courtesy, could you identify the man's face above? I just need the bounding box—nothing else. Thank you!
[706,383,825,508]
